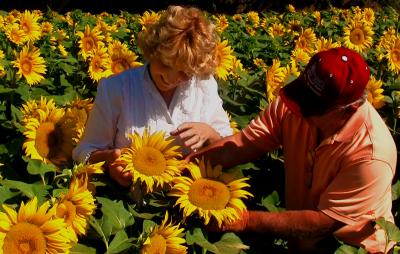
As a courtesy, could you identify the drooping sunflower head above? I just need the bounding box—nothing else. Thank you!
[20,96,57,123]
[139,212,187,254]
[54,176,97,241]
[170,158,253,227]
[0,197,74,254]
[115,129,184,193]
[12,45,47,86]
[367,76,385,109]
[343,19,374,53]
[22,108,77,167]
[214,40,234,81]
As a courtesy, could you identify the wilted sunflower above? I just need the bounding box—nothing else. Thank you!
[23,108,77,167]
[343,19,374,53]
[214,40,234,81]
[386,38,400,74]
[139,10,161,31]
[114,129,183,193]
[0,197,74,254]
[139,212,187,254]
[170,159,253,227]
[266,59,286,102]
[20,96,57,123]
[295,28,317,53]
[76,25,104,60]
[88,46,112,82]
[367,76,385,109]
[54,176,97,242]
[12,45,47,86]
[19,10,41,42]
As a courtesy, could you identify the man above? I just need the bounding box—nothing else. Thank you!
[188,47,396,253]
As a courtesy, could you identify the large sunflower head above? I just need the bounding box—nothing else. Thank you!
[88,45,112,82]
[5,23,25,45]
[343,19,374,53]
[12,45,47,86]
[54,176,96,241]
[169,158,253,227]
[110,49,143,75]
[139,212,187,254]
[19,10,41,42]
[266,59,286,102]
[0,197,74,254]
[114,129,184,193]
[386,38,400,74]
[76,25,105,60]
[22,108,77,167]
[139,10,161,31]
[295,28,317,53]
[367,76,385,109]
[268,23,285,38]
[214,40,234,81]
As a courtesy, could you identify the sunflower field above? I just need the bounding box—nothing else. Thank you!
[0,4,399,254]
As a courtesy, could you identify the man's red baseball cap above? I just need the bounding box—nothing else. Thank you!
[280,47,370,117]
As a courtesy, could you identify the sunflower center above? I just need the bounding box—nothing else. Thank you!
[188,178,230,210]
[140,234,167,254]
[391,49,400,63]
[35,121,62,158]
[83,37,95,51]
[21,59,33,74]
[3,222,46,254]
[350,28,365,45]
[21,22,32,33]
[133,147,167,176]
[56,200,77,226]
[112,59,130,74]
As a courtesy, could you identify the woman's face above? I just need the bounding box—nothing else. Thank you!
[149,60,191,93]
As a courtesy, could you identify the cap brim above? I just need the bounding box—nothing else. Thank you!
[280,75,331,117]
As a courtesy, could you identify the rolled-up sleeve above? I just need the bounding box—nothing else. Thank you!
[72,78,121,163]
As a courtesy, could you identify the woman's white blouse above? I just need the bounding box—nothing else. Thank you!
[72,65,233,163]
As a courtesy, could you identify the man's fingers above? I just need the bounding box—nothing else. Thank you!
[109,166,132,187]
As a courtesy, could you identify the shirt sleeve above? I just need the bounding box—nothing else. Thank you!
[318,159,394,225]
[241,96,285,152]
[72,77,122,163]
[200,76,233,137]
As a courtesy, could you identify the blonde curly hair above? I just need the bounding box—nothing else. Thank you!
[137,5,218,79]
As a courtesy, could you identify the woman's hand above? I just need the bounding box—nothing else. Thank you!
[89,149,132,187]
[170,122,221,151]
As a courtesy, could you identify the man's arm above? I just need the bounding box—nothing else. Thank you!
[222,210,344,239]
[187,131,269,168]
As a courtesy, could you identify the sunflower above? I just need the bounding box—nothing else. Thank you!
[170,158,253,227]
[266,59,286,102]
[386,38,400,74]
[5,23,26,45]
[23,108,77,167]
[12,45,47,86]
[110,49,143,75]
[295,28,317,53]
[41,21,53,34]
[247,11,260,27]
[76,25,104,60]
[19,10,41,42]
[367,76,385,109]
[343,19,374,53]
[314,37,341,53]
[268,23,285,38]
[66,98,93,138]
[0,197,74,254]
[362,8,375,26]
[72,161,104,179]
[139,11,161,31]
[253,58,267,71]
[140,212,187,254]
[20,96,57,123]
[229,57,245,79]
[214,40,234,81]
[232,14,243,22]
[213,15,229,33]
[88,46,112,82]
[114,129,183,193]
[226,112,240,134]
[287,4,296,13]
[290,48,311,69]
[58,44,68,57]
[287,20,301,36]
[378,27,396,51]
[313,11,322,25]
[54,176,96,242]
[282,63,300,86]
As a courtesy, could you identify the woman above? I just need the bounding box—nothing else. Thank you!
[72,5,233,186]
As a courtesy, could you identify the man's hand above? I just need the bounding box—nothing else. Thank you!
[170,122,221,151]
[207,210,250,232]
[89,149,132,187]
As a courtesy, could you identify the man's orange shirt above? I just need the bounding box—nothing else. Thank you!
[242,96,396,253]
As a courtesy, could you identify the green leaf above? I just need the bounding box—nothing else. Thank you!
[376,218,400,242]
[106,230,133,254]
[97,197,135,235]
[142,219,156,234]
[213,233,249,254]
[27,159,57,176]
[334,244,367,254]
[70,243,97,254]
[186,228,219,253]
[261,191,284,212]
[0,186,19,203]
[88,216,109,248]
[392,180,400,201]
[0,179,50,203]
